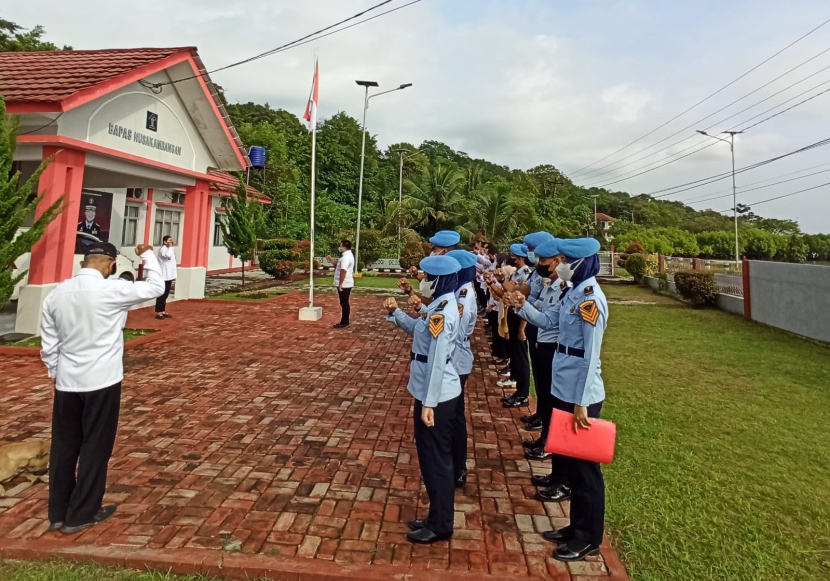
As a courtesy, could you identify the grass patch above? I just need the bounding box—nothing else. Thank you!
[601,284,830,581]
[314,275,404,289]
[13,329,151,348]
[0,559,245,581]
[210,288,290,301]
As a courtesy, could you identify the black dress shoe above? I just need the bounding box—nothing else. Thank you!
[60,505,117,535]
[542,527,573,543]
[525,419,543,431]
[530,473,557,487]
[455,470,467,489]
[408,519,426,531]
[520,413,539,424]
[553,540,600,562]
[503,396,529,409]
[498,366,510,376]
[407,527,453,544]
[333,323,350,329]
[522,437,542,449]
[47,521,64,532]
[525,447,553,461]
[536,485,571,503]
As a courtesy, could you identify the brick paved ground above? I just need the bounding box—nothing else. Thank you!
[0,292,628,581]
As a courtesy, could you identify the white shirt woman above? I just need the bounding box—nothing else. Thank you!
[155,236,177,319]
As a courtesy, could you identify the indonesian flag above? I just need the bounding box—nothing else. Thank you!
[303,59,319,127]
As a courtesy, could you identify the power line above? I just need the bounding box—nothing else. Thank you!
[585,83,830,190]
[716,181,830,212]
[682,160,830,201]
[681,167,830,205]
[568,16,830,177]
[575,52,830,183]
[150,0,421,88]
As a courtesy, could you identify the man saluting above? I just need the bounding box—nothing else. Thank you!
[40,242,164,534]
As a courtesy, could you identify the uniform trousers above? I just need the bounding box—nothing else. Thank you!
[552,397,604,546]
[526,323,540,393]
[474,283,487,311]
[337,287,352,325]
[536,343,568,485]
[49,382,121,526]
[414,396,459,535]
[487,311,507,359]
[452,375,469,480]
[506,309,530,398]
[154,280,173,313]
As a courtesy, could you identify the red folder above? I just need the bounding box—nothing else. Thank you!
[544,409,617,464]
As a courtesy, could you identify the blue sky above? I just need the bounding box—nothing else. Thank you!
[6,0,830,233]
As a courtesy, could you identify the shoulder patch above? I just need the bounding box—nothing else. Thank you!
[429,314,445,338]
[585,285,594,296]
[543,279,551,287]
[535,277,542,285]
[435,300,448,312]
[458,303,464,317]
[459,288,468,298]
[579,300,600,326]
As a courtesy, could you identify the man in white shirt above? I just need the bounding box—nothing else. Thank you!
[40,242,164,534]
[326,239,355,329]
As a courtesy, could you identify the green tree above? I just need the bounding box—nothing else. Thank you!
[404,164,467,234]
[219,177,263,286]
[316,112,378,206]
[0,16,71,51]
[779,234,808,263]
[1,96,65,304]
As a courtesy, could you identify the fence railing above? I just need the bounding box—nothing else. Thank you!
[714,273,744,297]
[661,256,744,297]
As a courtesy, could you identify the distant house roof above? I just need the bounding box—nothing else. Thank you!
[596,213,616,222]
[208,170,269,203]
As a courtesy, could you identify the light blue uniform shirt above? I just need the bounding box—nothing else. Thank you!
[517,276,608,406]
[388,292,462,407]
[518,277,569,344]
[451,282,477,375]
[527,270,547,307]
[511,265,532,286]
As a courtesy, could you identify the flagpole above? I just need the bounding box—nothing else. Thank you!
[309,105,317,308]
[299,53,322,321]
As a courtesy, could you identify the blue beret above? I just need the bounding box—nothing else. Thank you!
[557,237,601,259]
[509,243,528,257]
[419,255,462,276]
[523,231,555,249]
[429,230,461,247]
[534,239,560,258]
[446,250,477,269]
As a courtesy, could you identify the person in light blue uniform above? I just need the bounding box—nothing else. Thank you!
[429,230,461,254]
[505,237,608,562]
[445,249,478,489]
[518,231,556,438]
[398,230,461,304]
[384,255,462,544]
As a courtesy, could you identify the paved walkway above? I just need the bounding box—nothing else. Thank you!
[0,292,628,580]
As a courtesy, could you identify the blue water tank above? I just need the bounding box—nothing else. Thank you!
[248,146,266,169]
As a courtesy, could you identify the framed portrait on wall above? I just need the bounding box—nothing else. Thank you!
[75,190,113,253]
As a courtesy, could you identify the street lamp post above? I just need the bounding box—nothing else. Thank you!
[697,130,743,265]
[394,148,421,259]
[354,80,412,270]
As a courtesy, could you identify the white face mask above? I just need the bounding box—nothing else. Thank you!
[419,277,434,298]
[555,258,583,282]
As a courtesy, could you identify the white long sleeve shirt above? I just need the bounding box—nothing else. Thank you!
[40,250,165,392]
[158,245,177,281]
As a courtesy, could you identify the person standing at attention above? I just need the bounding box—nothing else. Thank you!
[40,242,164,534]
[384,255,462,544]
[155,235,177,320]
[326,240,355,329]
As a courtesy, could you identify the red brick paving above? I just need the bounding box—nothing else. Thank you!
[0,291,629,580]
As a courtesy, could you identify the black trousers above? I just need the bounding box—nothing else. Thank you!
[49,383,121,526]
[452,375,469,480]
[506,309,530,398]
[487,311,507,359]
[337,287,352,324]
[552,397,605,546]
[526,324,539,394]
[155,280,173,313]
[535,342,556,444]
[414,396,459,534]
[474,284,487,311]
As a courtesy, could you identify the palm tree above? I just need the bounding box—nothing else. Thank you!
[463,180,535,244]
[404,164,466,233]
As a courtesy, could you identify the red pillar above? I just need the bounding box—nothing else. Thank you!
[179,179,211,268]
[27,147,86,285]
[143,188,154,245]
[658,254,666,274]
[742,258,752,321]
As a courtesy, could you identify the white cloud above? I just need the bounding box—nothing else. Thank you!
[601,84,654,124]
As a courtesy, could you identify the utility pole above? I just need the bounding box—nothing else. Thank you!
[551,177,564,198]
[697,129,743,266]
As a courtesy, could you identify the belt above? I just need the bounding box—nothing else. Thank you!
[411,352,452,364]
[556,343,585,358]
[536,341,559,351]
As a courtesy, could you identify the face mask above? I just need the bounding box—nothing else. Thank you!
[555,258,583,282]
[527,251,538,265]
[419,277,434,298]
[536,262,552,278]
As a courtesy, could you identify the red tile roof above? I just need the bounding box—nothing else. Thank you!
[596,213,616,222]
[0,47,191,104]
[208,170,268,202]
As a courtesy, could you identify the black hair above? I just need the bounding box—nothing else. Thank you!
[162,235,172,243]
[340,240,352,250]
[488,244,499,255]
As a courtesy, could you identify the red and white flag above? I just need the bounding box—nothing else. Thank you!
[303,58,319,127]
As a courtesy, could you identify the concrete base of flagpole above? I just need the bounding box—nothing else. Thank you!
[298,306,323,321]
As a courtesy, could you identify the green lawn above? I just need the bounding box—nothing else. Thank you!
[313,275,404,289]
[13,329,152,348]
[601,284,830,581]
[0,560,239,581]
